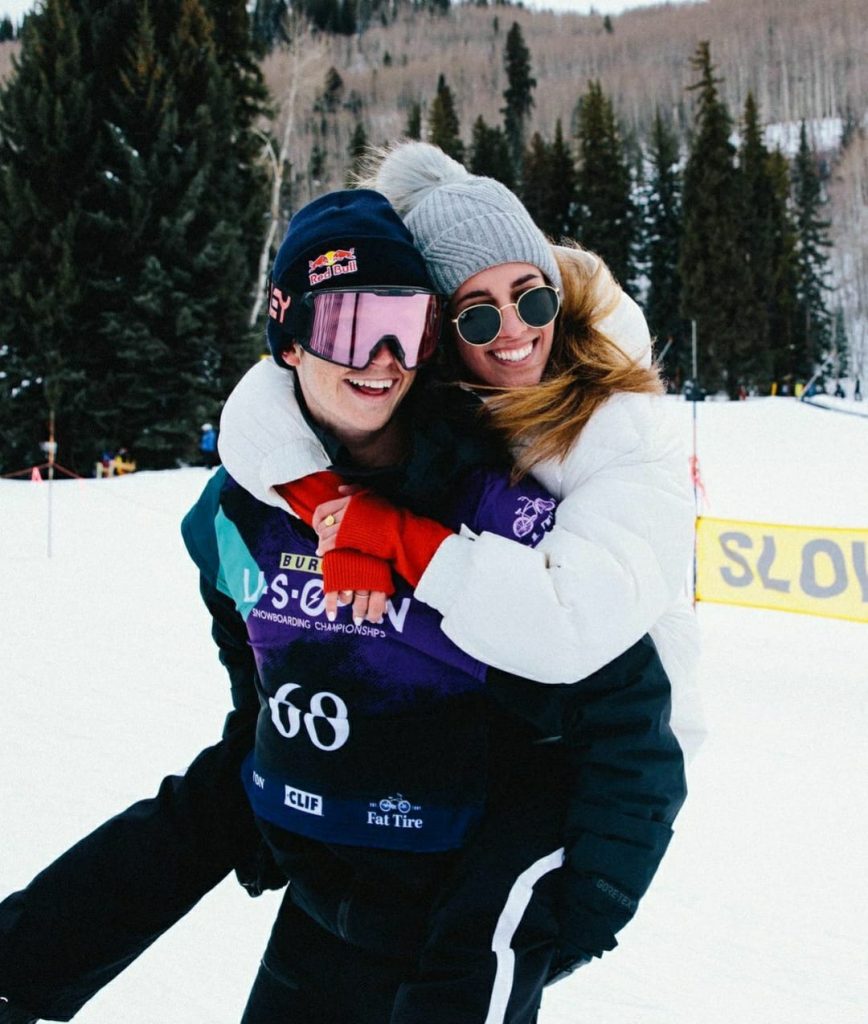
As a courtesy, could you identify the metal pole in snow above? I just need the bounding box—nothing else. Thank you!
[46,408,56,559]
[691,320,698,605]
[691,320,698,508]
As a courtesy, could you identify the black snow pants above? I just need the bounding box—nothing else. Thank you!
[0,718,264,1021]
[242,749,568,1024]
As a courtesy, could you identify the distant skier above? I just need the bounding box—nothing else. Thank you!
[199,423,219,468]
[855,379,863,402]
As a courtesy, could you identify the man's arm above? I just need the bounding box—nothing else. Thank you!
[540,636,686,972]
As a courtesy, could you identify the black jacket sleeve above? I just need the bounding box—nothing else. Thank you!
[557,635,686,964]
[180,468,262,735]
[198,572,261,734]
[191,564,284,898]
[490,634,686,972]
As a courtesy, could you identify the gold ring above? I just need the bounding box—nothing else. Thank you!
[324,514,336,527]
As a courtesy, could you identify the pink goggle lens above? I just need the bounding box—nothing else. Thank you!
[304,289,442,370]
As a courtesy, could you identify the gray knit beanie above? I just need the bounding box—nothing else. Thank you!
[367,142,562,297]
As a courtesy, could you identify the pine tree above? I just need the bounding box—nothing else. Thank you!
[547,121,578,240]
[791,121,833,381]
[201,0,271,367]
[574,80,635,288]
[428,73,463,162]
[338,0,357,34]
[831,306,849,379]
[468,115,514,189]
[765,149,800,388]
[250,0,289,53]
[96,1,262,467]
[679,42,752,397]
[346,120,368,185]
[304,0,340,32]
[309,141,327,183]
[0,0,103,472]
[318,66,344,112]
[0,0,268,473]
[521,122,575,240]
[501,21,535,180]
[643,110,684,386]
[738,92,777,388]
[405,101,422,140]
[521,132,553,235]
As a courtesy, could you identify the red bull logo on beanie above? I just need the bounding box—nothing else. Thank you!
[308,247,358,286]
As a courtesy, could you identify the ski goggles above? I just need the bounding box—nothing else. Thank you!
[451,285,561,346]
[295,287,444,370]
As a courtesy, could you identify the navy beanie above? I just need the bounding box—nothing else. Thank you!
[266,189,435,361]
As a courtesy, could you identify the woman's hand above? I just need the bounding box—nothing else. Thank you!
[313,493,354,555]
[326,588,388,625]
[314,485,451,592]
[315,486,390,623]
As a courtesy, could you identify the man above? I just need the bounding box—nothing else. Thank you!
[1,191,684,1024]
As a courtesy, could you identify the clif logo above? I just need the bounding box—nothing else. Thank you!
[308,247,358,285]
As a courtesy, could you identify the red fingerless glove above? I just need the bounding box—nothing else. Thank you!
[336,493,453,587]
[322,550,395,596]
[277,474,395,595]
[276,472,345,526]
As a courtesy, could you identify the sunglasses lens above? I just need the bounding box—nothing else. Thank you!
[456,305,502,346]
[305,290,442,369]
[517,286,560,328]
[456,286,560,346]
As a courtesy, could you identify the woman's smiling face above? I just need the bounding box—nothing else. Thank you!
[450,262,555,388]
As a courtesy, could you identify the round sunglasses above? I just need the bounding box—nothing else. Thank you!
[451,285,561,346]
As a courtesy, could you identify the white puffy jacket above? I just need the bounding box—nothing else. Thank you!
[218,291,705,758]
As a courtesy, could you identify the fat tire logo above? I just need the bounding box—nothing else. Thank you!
[367,793,424,831]
[269,683,350,751]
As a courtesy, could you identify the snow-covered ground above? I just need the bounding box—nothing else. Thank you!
[1,396,867,1023]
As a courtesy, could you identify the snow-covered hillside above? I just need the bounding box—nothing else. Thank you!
[1,396,866,1023]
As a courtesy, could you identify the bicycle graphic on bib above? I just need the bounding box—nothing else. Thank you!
[378,794,411,814]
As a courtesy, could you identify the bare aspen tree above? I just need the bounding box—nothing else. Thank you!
[829,132,868,378]
[250,15,327,328]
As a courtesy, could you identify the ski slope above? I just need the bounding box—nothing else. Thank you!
[1,396,866,1023]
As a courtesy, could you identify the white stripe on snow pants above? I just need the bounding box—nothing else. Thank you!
[389,772,569,1024]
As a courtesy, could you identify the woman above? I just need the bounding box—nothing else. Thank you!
[0,188,685,1024]
[219,141,703,758]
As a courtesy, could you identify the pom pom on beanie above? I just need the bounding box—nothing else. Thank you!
[367,142,562,297]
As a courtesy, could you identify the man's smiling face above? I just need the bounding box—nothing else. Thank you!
[281,341,416,450]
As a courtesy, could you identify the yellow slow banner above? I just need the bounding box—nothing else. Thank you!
[695,517,868,623]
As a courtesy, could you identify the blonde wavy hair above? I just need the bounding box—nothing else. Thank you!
[475,243,663,476]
